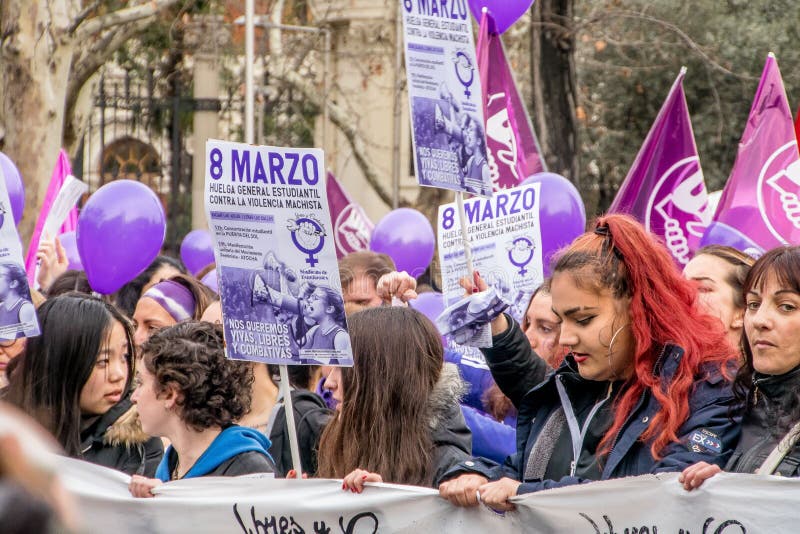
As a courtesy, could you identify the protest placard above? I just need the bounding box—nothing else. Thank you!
[438,182,544,327]
[0,165,39,340]
[204,140,353,366]
[401,0,492,197]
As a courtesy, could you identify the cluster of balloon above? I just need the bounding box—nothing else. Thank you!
[370,208,436,278]
[520,172,587,276]
[466,0,534,34]
[77,180,166,294]
[57,232,83,271]
[180,229,215,276]
[0,152,25,225]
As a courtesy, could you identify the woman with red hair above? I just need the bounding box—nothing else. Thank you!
[439,214,743,511]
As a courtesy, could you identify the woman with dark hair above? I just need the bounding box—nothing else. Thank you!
[439,214,742,510]
[318,306,471,490]
[683,245,754,353]
[129,321,273,498]
[115,256,186,317]
[4,294,163,475]
[46,270,92,298]
[132,273,215,347]
[681,246,800,488]
[0,263,36,337]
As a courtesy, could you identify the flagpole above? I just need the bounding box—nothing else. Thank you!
[245,0,255,144]
[455,192,475,281]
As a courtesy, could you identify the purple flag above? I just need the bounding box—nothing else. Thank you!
[477,11,545,191]
[326,172,374,259]
[609,68,711,266]
[702,53,799,254]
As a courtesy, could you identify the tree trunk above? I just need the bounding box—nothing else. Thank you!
[1,0,77,244]
[529,0,579,188]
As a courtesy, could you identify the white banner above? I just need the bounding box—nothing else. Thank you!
[58,455,800,533]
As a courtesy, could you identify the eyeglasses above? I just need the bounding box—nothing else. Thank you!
[0,339,20,349]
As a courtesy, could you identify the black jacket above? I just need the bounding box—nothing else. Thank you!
[725,365,800,476]
[480,315,550,408]
[80,398,163,477]
[429,363,473,486]
[269,390,333,477]
[444,319,743,494]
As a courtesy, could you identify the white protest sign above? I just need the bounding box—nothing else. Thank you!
[401,0,491,197]
[0,164,39,339]
[58,455,800,534]
[204,140,352,366]
[438,182,544,325]
[41,175,88,239]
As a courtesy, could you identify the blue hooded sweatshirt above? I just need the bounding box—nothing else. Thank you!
[155,425,273,482]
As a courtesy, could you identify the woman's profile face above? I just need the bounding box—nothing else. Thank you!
[323,367,343,410]
[683,254,743,348]
[523,291,560,362]
[745,273,800,376]
[550,271,635,381]
[130,366,170,437]
[133,297,177,348]
[79,320,129,415]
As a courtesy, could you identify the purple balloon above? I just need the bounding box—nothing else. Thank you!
[201,269,219,294]
[370,208,435,277]
[180,229,215,276]
[409,291,445,324]
[58,231,83,271]
[468,0,534,34]
[0,152,25,225]
[521,172,586,276]
[77,180,166,294]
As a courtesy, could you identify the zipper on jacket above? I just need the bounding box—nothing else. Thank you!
[557,376,614,477]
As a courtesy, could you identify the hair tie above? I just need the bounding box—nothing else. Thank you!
[142,280,195,322]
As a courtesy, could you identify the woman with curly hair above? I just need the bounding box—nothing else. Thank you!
[439,214,743,511]
[128,321,273,498]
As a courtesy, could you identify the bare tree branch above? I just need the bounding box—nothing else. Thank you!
[67,17,152,114]
[73,0,181,41]
[272,66,393,207]
[591,9,759,81]
[67,0,102,34]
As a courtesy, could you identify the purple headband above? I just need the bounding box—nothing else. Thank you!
[142,280,196,322]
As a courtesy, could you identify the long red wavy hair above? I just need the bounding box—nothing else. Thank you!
[552,214,738,459]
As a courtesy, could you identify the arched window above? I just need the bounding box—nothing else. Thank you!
[100,137,166,194]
